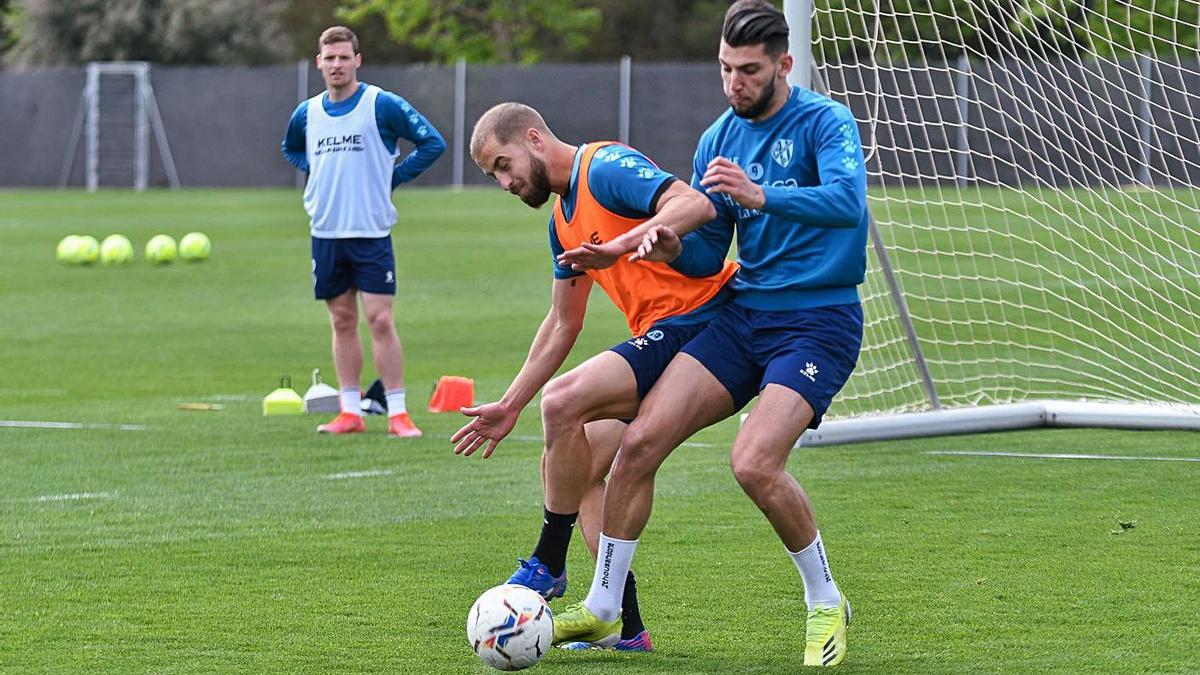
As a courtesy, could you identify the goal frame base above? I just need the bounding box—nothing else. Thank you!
[774,401,1200,447]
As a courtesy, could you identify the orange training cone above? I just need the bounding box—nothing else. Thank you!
[428,376,475,413]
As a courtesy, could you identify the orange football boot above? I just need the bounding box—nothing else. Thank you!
[388,412,423,438]
[317,412,366,434]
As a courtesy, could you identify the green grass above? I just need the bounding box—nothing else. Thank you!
[1,188,1198,673]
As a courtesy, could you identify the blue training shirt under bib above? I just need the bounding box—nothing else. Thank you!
[692,85,870,311]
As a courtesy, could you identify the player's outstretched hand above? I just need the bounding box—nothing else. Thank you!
[452,401,519,458]
[629,225,682,263]
[700,156,765,210]
[557,240,624,271]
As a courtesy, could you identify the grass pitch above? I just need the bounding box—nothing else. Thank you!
[1,189,1197,673]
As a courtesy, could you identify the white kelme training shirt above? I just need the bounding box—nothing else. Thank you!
[303,85,399,238]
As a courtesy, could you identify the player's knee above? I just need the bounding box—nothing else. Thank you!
[610,425,660,480]
[329,309,357,334]
[540,377,581,429]
[730,453,776,493]
[365,310,395,336]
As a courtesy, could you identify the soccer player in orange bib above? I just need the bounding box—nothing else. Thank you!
[453,102,736,650]
[553,2,868,665]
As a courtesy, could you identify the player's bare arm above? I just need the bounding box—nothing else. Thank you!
[452,276,593,458]
[556,181,715,271]
[700,156,766,209]
[631,224,683,263]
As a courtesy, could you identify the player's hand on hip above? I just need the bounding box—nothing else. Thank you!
[701,156,765,210]
[451,402,518,458]
[557,241,623,271]
[630,225,681,263]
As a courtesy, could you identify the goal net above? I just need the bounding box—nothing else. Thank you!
[796,1,1200,442]
[62,62,180,191]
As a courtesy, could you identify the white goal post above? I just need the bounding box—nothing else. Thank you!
[61,62,180,191]
[779,0,1200,445]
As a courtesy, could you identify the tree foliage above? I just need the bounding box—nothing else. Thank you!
[0,0,12,53]
[817,0,1200,64]
[279,0,430,62]
[4,0,290,67]
[1020,0,1200,58]
[583,0,732,61]
[338,0,601,64]
[4,0,1196,67]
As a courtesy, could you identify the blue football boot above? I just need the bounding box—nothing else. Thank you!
[506,556,567,600]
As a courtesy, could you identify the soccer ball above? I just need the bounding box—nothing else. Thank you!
[467,584,553,671]
[145,234,177,264]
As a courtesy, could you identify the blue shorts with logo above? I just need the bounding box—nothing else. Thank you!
[609,321,710,401]
[311,235,396,299]
[681,302,863,428]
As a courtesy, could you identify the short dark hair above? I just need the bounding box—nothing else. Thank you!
[470,102,553,162]
[319,26,359,54]
[723,0,789,57]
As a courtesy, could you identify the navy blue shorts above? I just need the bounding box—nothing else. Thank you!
[681,303,863,427]
[311,236,396,299]
[609,321,710,401]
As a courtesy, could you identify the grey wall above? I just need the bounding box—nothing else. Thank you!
[3,59,1197,189]
[629,63,730,181]
[2,68,85,187]
[153,65,300,187]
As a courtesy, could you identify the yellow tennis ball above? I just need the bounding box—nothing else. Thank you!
[145,234,177,264]
[57,235,80,263]
[179,232,211,262]
[76,235,100,265]
[99,234,133,266]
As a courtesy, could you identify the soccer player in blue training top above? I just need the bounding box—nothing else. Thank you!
[454,102,737,651]
[551,1,867,666]
[281,26,445,438]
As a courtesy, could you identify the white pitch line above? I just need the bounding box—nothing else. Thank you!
[323,469,394,480]
[927,451,1200,463]
[0,420,148,431]
[31,491,116,502]
[509,434,716,448]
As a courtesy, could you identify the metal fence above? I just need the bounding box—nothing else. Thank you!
[1,58,1196,189]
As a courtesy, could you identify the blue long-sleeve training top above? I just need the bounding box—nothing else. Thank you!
[690,85,869,311]
[281,82,446,189]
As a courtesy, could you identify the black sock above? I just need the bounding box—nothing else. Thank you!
[531,508,577,577]
[620,570,646,639]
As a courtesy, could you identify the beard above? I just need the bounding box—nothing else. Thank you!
[731,75,777,119]
[519,154,553,208]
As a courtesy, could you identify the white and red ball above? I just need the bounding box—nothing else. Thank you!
[466,584,553,671]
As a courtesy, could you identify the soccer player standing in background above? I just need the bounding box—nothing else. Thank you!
[455,102,736,650]
[281,26,445,437]
[552,1,867,666]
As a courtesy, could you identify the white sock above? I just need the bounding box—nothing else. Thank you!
[583,534,638,622]
[340,388,363,416]
[788,531,841,610]
[385,388,407,415]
